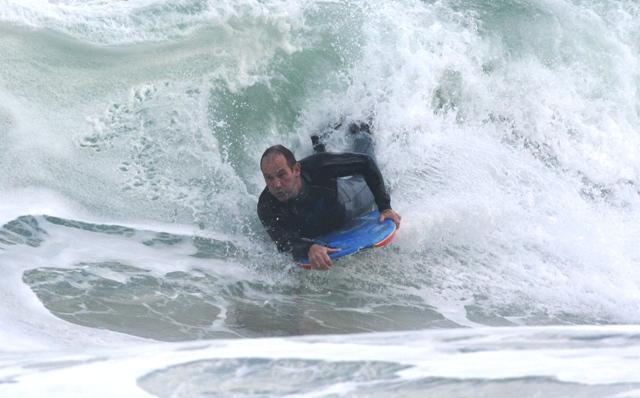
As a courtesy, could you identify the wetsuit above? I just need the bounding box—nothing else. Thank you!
[257,151,391,260]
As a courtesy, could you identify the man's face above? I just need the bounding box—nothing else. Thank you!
[261,154,302,202]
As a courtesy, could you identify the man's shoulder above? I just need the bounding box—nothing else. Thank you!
[257,189,289,227]
[258,188,285,212]
[299,152,349,169]
[299,152,325,166]
[257,188,275,221]
[301,151,368,164]
[258,187,275,207]
[300,152,371,178]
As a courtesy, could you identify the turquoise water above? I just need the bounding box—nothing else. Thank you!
[1,0,640,396]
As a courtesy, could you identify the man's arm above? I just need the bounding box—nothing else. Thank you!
[305,152,401,229]
[303,152,391,211]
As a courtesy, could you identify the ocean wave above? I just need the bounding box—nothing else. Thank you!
[0,0,307,45]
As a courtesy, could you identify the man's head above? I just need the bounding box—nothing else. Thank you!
[260,145,302,202]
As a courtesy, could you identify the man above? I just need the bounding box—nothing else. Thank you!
[258,122,401,269]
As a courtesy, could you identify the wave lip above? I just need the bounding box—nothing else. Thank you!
[0,0,305,45]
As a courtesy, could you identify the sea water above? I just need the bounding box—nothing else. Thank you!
[1,0,640,396]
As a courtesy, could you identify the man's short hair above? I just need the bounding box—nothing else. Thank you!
[260,145,297,168]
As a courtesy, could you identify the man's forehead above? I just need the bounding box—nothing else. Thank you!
[263,152,287,164]
[261,153,289,171]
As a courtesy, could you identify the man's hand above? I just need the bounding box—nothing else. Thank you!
[307,244,341,270]
[380,208,401,229]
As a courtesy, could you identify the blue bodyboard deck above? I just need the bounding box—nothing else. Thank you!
[298,210,396,269]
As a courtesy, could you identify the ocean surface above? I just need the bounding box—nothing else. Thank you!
[1,0,640,396]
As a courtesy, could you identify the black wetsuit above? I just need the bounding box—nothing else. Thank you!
[257,152,391,260]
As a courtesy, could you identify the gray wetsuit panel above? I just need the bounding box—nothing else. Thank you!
[337,131,377,221]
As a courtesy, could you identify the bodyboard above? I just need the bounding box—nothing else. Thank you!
[298,210,396,269]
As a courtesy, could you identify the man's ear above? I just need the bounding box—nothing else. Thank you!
[292,162,301,175]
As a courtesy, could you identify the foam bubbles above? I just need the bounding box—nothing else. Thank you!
[3,326,640,396]
[293,0,640,325]
[2,0,640,368]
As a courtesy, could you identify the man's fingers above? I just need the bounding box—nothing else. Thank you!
[380,210,401,229]
[307,245,340,270]
[314,258,331,269]
[321,251,334,268]
[310,252,333,270]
